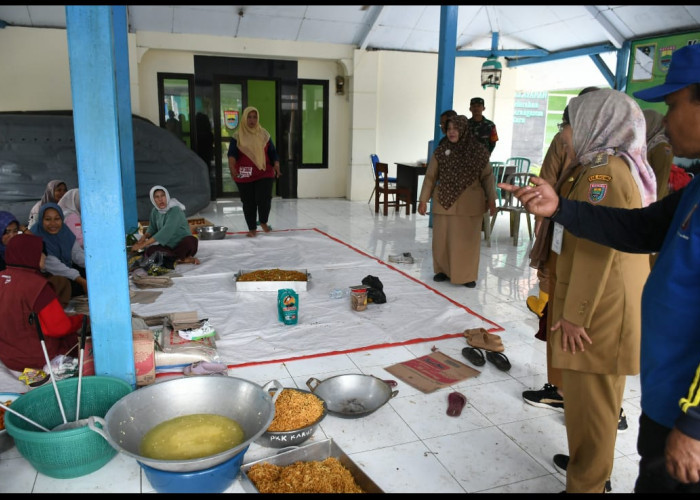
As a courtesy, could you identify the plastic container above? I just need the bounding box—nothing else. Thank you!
[278,289,299,325]
[140,445,248,493]
[4,376,133,479]
[350,287,368,311]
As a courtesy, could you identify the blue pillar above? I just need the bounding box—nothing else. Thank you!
[65,5,136,387]
[112,6,139,234]
[430,5,458,228]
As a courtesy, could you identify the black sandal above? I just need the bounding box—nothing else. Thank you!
[486,351,511,371]
[461,347,486,366]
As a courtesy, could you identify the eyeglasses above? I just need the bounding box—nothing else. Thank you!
[557,122,570,133]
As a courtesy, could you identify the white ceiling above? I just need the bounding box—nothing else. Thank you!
[1,5,700,62]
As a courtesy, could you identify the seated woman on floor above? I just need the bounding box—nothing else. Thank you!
[131,185,200,265]
[57,188,83,248]
[1,211,21,271]
[27,179,68,229]
[30,202,87,298]
[0,234,85,372]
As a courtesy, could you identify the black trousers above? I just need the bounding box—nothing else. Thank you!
[236,177,274,231]
[635,412,700,493]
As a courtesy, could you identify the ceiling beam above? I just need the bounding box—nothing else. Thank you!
[358,5,384,50]
[585,5,626,49]
[506,43,618,67]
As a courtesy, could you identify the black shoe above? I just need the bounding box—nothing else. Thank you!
[433,272,448,282]
[618,407,628,433]
[553,454,612,492]
[463,281,476,288]
[522,383,564,412]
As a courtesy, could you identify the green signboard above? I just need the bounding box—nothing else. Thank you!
[627,31,700,113]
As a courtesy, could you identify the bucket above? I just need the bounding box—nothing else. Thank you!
[140,445,248,493]
[4,376,133,479]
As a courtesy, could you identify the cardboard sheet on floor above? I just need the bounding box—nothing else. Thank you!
[385,351,480,393]
[129,228,502,368]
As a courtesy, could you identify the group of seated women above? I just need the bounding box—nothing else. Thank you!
[0,181,199,376]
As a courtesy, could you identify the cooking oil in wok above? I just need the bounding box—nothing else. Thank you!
[140,413,245,460]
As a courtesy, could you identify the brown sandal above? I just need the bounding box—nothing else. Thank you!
[463,328,504,353]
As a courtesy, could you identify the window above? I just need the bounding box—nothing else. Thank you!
[299,80,328,169]
[157,73,195,149]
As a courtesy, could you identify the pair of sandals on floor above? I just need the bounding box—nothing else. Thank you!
[461,328,511,372]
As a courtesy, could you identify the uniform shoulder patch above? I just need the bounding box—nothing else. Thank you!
[588,174,612,182]
[588,183,608,203]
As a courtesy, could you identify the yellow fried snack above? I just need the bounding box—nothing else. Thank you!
[247,457,365,493]
[267,389,324,432]
[238,269,307,282]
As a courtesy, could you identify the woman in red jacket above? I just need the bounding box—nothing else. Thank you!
[227,106,281,237]
[0,233,85,372]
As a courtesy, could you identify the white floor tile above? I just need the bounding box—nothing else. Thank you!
[0,197,644,493]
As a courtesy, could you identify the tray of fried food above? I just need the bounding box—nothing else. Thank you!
[234,268,310,291]
[239,438,383,493]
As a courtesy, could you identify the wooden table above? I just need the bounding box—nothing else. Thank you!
[395,162,427,214]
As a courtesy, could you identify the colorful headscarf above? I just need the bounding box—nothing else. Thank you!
[432,115,491,209]
[149,185,186,214]
[233,106,270,171]
[0,211,20,259]
[643,108,669,152]
[29,202,76,267]
[58,188,80,217]
[568,89,657,207]
[5,233,44,272]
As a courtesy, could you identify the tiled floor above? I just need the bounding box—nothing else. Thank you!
[0,197,642,493]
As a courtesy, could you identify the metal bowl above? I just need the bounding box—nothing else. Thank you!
[196,226,228,240]
[306,374,398,418]
[256,388,327,448]
[88,377,282,472]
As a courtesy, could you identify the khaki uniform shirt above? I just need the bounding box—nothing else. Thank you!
[550,154,650,375]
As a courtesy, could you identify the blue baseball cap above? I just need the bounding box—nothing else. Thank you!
[633,44,700,102]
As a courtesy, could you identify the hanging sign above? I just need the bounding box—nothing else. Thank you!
[224,110,239,130]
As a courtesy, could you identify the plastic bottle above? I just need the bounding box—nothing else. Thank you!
[329,288,350,299]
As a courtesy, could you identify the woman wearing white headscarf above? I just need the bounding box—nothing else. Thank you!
[131,185,199,264]
[58,188,82,248]
[227,106,281,237]
[549,89,655,493]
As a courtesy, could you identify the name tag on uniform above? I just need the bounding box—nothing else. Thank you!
[238,166,253,178]
[551,222,563,254]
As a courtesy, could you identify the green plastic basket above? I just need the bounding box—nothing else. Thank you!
[5,375,133,479]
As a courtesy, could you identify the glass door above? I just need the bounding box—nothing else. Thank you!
[213,78,279,197]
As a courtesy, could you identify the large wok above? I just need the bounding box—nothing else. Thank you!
[306,374,398,418]
[88,377,282,472]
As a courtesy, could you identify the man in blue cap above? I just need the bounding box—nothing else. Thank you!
[499,43,700,493]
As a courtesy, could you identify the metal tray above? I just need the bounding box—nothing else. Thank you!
[238,438,383,493]
[234,269,310,292]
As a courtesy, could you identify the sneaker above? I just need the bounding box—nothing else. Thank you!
[388,252,414,264]
[178,319,216,341]
[618,407,628,433]
[553,453,569,475]
[552,454,612,492]
[522,383,564,412]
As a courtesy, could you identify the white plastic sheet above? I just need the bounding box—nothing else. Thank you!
[130,229,500,367]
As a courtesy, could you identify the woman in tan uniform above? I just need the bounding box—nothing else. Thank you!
[417,114,495,288]
[643,109,674,269]
[550,89,656,493]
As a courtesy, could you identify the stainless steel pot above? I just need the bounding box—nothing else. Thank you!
[88,377,282,472]
[306,374,398,418]
[255,388,327,448]
[196,226,228,240]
